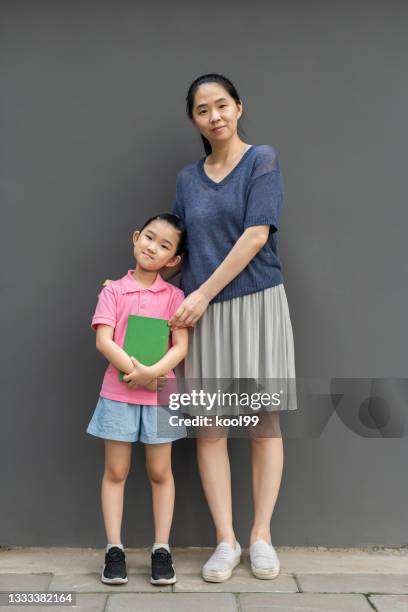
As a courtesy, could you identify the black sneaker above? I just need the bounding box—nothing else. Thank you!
[101,546,128,584]
[150,547,177,585]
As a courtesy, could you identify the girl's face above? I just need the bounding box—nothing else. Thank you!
[191,82,243,146]
[133,219,181,271]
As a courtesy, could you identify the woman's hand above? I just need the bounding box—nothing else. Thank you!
[123,357,156,388]
[168,289,210,329]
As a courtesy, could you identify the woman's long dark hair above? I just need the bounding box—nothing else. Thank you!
[186,73,242,156]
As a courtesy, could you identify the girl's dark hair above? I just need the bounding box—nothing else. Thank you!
[139,213,186,256]
[186,73,242,156]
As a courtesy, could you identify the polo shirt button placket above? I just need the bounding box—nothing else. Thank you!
[140,290,145,312]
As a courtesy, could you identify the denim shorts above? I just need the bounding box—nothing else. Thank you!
[86,396,187,444]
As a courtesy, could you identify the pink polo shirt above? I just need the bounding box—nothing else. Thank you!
[92,270,185,405]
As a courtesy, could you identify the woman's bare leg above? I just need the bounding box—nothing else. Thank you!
[250,412,283,544]
[101,440,132,544]
[196,433,236,546]
[145,443,174,543]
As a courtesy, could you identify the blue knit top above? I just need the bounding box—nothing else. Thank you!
[172,144,284,304]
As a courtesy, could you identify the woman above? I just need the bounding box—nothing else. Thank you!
[167,73,297,582]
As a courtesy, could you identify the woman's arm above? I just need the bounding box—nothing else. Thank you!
[95,324,135,374]
[201,225,269,301]
[123,327,189,388]
[168,225,269,328]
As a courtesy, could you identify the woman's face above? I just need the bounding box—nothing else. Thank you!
[191,82,242,146]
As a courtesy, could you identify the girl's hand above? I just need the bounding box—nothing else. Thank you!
[144,379,157,391]
[168,289,210,329]
[144,376,168,391]
[102,279,113,287]
[123,357,156,388]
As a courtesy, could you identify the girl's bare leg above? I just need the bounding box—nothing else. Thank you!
[101,440,132,544]
[250,412,283,544]
[145,443,174,543]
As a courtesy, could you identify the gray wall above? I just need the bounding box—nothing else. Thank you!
[1,0,407,547]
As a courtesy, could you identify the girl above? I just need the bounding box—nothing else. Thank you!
[86,213,189,586]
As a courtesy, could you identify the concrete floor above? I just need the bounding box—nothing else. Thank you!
[0,546,407,611]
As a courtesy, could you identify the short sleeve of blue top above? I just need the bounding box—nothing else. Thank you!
[172,144,284,304]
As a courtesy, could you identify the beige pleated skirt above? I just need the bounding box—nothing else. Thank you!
[175,283,297,414]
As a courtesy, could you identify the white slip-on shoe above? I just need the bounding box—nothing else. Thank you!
[202,541,242,582]
[249,539,280,579]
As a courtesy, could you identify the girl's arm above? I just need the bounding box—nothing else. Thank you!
[123,326,189,388]
[95,324,135,374]
[151,327,188,377]
[169,225,269,328]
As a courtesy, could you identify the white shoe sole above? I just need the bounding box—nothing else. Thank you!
[150,573,177,585]
[251,563,280,579]
[101,568,128,584]
[202,556,241,583]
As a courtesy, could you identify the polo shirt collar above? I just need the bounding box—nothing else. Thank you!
[120,270,168,294]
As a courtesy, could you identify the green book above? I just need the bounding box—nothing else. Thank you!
[119,315,170,382]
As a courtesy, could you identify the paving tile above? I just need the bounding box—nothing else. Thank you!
[174,572,297,593]
[239,592,372,611]
[46,593,107,612]
[48,573,171,593]
[68,593,108,611]
[164,548,213,574]
[105,592,237,611]
[0,548,103,576]
[277,548,408,574]
[0,573,52,590]
[369,594,408,611]
[0,548,150,576]
[297,573,408,594]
